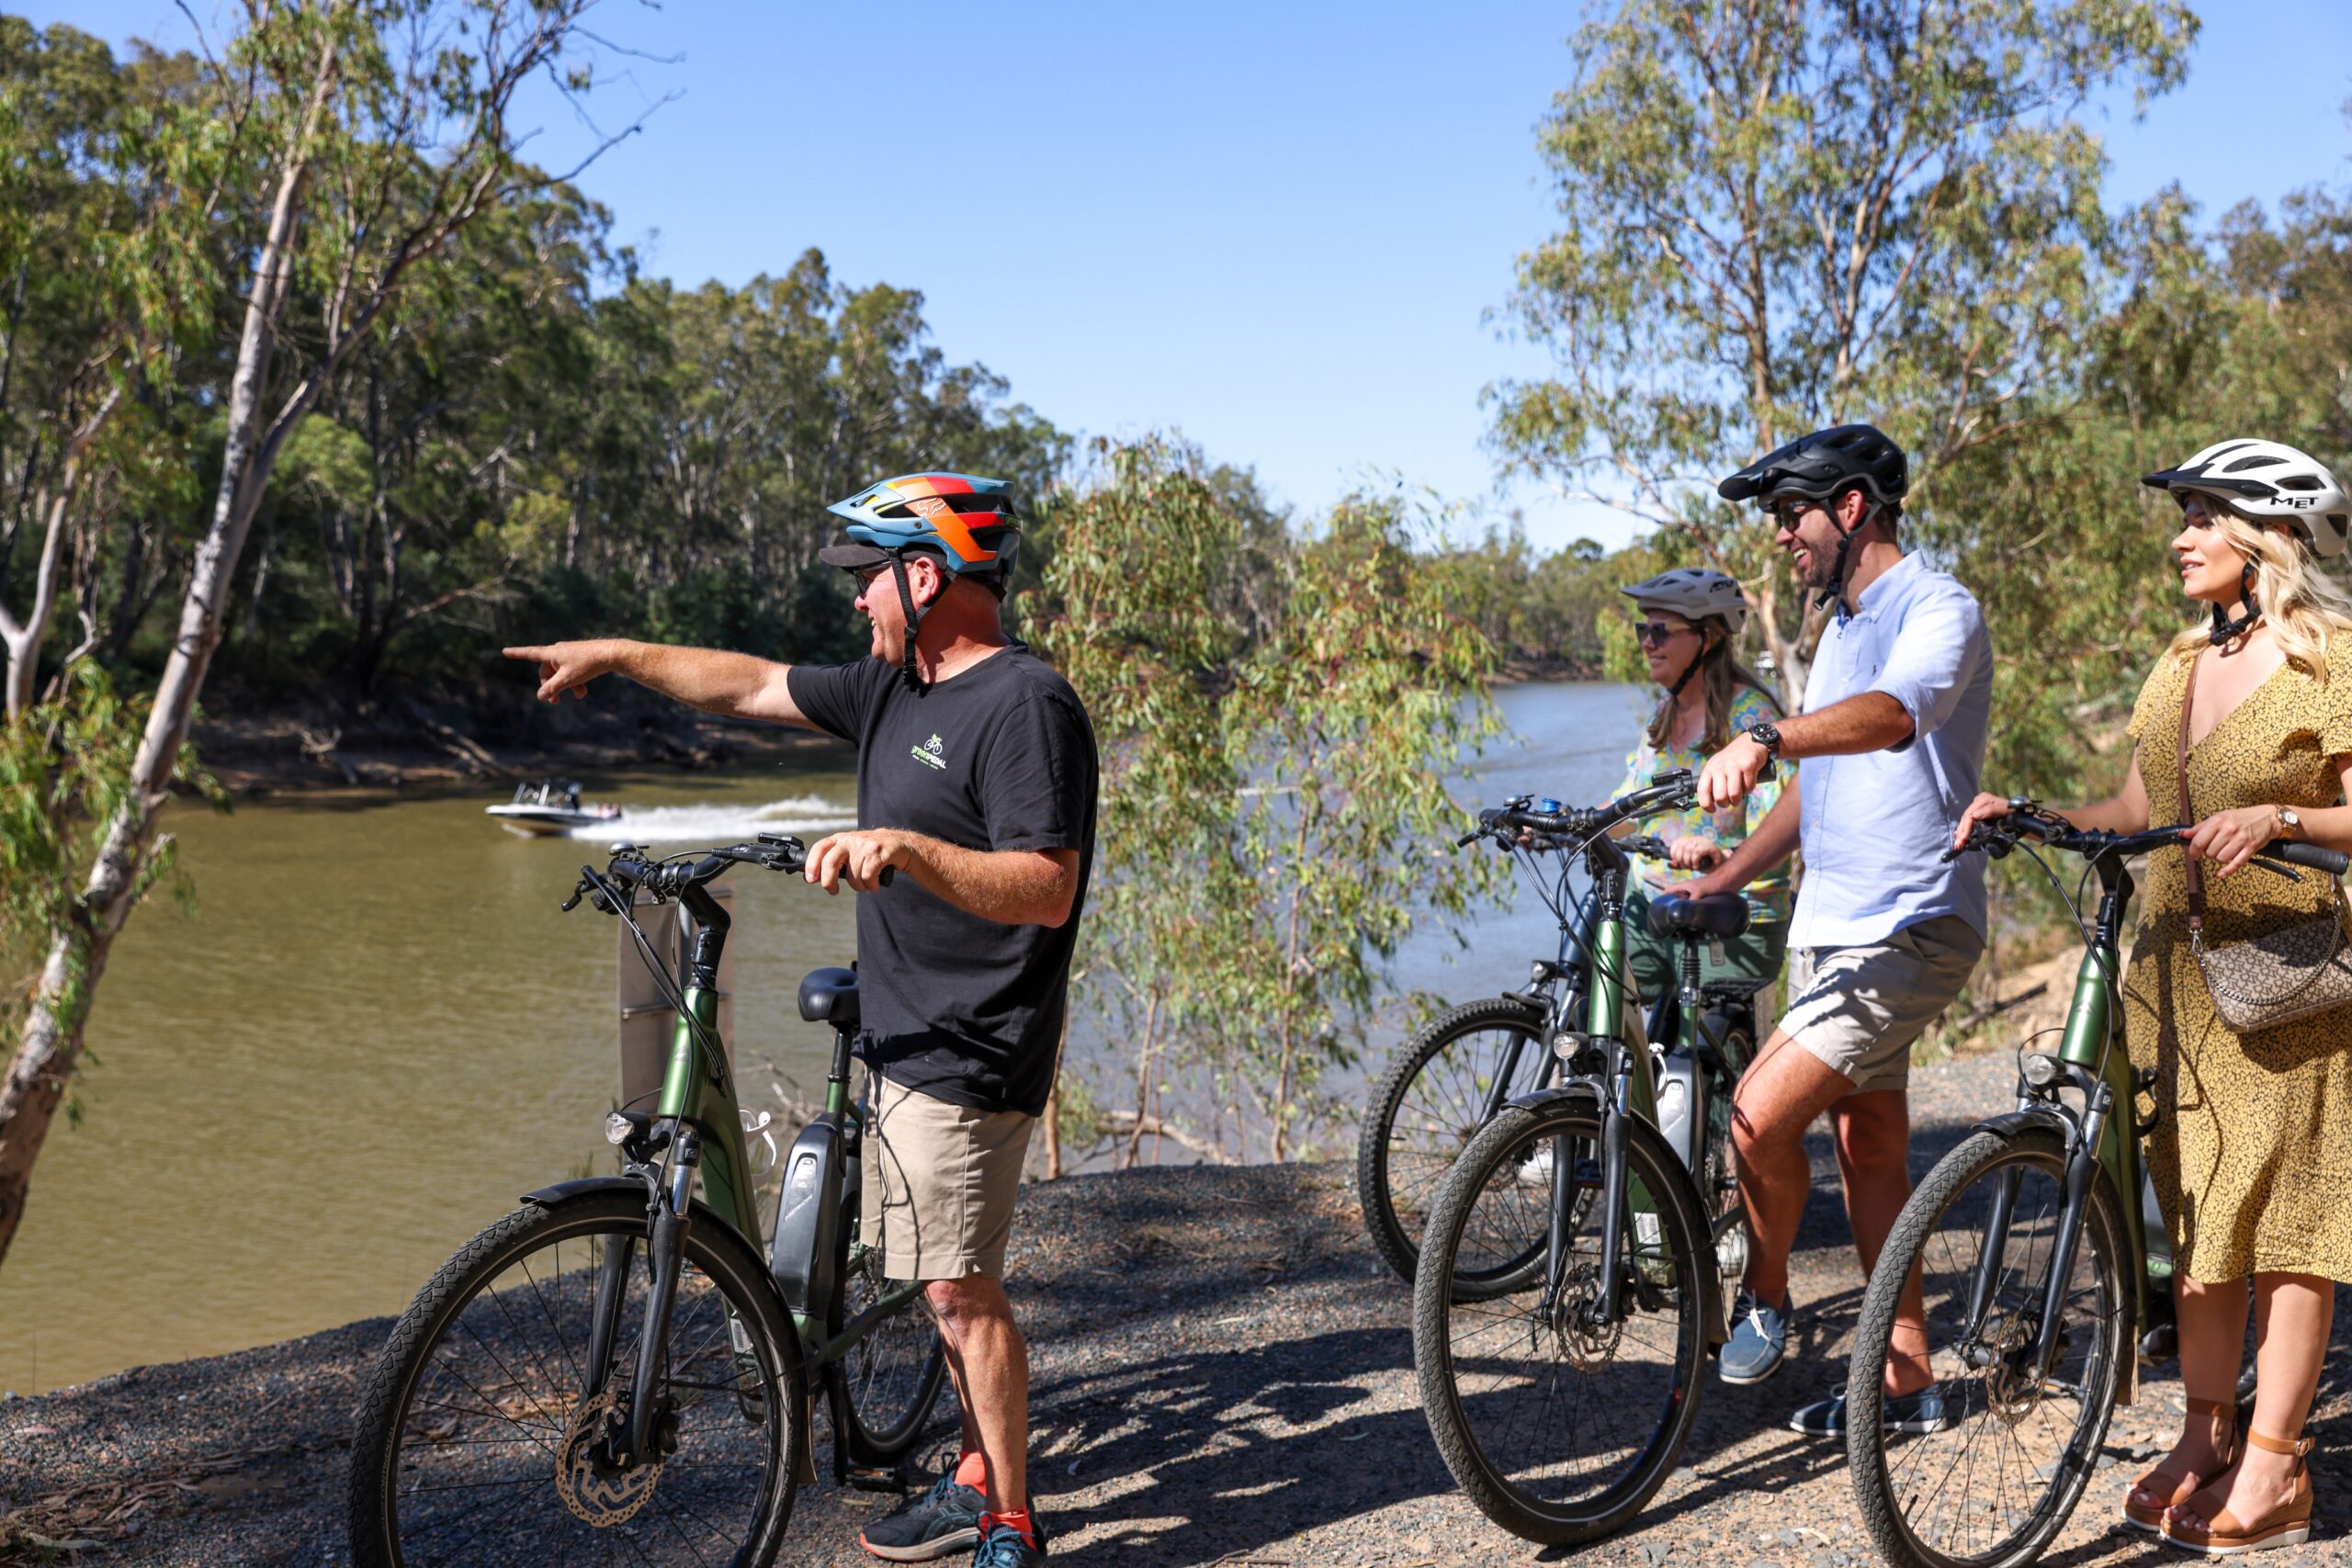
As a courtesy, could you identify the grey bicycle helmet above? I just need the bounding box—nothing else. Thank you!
[1620,568,1750,636]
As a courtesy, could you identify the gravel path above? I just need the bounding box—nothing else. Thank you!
[6,1043,2351,1566]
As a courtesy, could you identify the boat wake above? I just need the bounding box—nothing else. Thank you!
[566,794,857,843]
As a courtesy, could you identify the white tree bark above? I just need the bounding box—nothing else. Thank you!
[0,35,336,1268]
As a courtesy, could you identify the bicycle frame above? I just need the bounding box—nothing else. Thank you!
[1546,831,1722,1339]
[560,844,934,1472]
[1957,850,2154,1401]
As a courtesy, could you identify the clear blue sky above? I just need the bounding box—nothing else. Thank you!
[31,1,2352,552]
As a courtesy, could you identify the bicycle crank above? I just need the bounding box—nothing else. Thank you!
[556,1387,670,1527]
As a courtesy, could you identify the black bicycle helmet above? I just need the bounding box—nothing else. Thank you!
[1720,424,1907,610]
[1717,423,1908,507]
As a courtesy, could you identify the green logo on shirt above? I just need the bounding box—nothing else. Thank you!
[911,732,946,771]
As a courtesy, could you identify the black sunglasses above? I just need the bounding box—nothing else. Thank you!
[1634,621,1693,647]
[1767,497,1822,529]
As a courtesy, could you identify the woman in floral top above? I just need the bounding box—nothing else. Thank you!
[1613,569,1790,1008]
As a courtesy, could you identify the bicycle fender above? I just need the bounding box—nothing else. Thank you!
[1503,1080,1605,1115]
[520,1177,766,1271]
[1971,1106,2072,1143]
[522,1173,655,1208]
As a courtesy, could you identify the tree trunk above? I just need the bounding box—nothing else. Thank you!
[0,40,333,1269]
[0,487,67,720]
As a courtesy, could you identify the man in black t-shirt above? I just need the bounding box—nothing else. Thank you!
[506,472,1093,1567]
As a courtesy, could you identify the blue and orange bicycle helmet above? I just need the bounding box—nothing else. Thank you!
[820,473,1022,689]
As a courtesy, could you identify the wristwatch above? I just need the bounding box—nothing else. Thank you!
[1744,721,1783,763]
[2275,805,2303,840]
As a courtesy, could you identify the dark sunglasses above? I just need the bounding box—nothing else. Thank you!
[1767,497,1822,529]
[1634,621,1693,647]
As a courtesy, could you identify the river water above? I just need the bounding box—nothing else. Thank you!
[0,680,1642,1394]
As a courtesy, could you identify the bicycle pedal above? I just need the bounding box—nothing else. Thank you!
[846,1465,907,1494]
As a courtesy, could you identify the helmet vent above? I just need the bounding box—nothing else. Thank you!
[2331,514,2349,535]
[2225,454,2288,472]
[2278,473,2324,491]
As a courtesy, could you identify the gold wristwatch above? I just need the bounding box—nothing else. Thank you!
[2275,805,2303,840]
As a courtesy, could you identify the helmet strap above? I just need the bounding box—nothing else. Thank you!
[2209,560,2263,647]
[1813,496,1867,614]
[1665,628,1712,702]
[888,554,929,692]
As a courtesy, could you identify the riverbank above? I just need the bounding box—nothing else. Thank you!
[8,1043,2347,1566]
[189,697,843,795]
[187,658,1595,795]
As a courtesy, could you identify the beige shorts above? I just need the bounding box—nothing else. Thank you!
[859,1077,1036,1280]
[1780,915,1983,1094]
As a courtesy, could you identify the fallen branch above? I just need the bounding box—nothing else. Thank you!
[1091,1111,1233,1164]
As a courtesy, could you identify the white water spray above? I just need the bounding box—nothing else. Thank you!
[566,794,857,843]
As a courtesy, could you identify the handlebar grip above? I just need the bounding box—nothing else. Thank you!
[878,866,896,887]
[2272,840,2351,875]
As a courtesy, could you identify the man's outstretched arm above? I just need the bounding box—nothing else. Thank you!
[503,638,811,728]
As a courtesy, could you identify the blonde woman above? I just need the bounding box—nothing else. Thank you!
[1611,569,1788,1006]
[1953,438,2352,1556]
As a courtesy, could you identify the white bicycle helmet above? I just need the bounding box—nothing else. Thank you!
[1620,568,1750,636]
[2142,439,2352,560]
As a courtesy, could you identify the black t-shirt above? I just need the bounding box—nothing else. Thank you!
[786,649,1097,1117]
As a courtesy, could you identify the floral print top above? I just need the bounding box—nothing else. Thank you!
[1615,684,1791,908]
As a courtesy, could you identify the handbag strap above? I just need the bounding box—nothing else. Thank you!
[2178,654,2206,946]
[2177,655,2346,956]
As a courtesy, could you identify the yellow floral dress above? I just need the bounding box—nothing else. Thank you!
[2122,649,2352,1281]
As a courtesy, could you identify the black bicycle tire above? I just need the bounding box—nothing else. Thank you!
[1413,1100,1710,1546]
[831,1214,950,1466]
[1356,995,1548,1289]
[349,1191,804,1568]
[1845,1128,2129,1568]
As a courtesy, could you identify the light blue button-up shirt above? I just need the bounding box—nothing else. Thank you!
[1789,551,1994,949]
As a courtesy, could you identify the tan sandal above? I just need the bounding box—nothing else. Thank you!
[2122,1396,2240,1534]
[2161,1427,2314,1556]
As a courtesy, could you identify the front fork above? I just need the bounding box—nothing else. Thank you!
[577,1129,702,1465]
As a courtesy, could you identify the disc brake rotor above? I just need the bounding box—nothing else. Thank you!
[555,1387,665,1528]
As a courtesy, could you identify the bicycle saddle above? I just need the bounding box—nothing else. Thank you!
[797,966,861,1030]
[1646,892,1750,940]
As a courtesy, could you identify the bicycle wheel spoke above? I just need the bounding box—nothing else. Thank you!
[371,1209,789,1567]
[1853,1132,2122,1567]
[1419,1103,1702,1540]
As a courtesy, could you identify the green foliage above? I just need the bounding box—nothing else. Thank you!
[0,664,217,1064]
[1492,0,2197,701]
[1036,439,1509,1161]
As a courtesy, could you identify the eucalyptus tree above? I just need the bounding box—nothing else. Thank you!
[0,0,641,1270]
[0,21,221,718]
[1039,440,1505,1164]
[1491,0,2196,698]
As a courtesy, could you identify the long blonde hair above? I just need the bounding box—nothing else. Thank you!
[1646,618,1782,752]
[2165,502,2352,679]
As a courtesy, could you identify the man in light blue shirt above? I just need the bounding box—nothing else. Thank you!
[1672,423,1991,1438]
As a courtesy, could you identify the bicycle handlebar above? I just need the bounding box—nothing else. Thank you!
[1947,803,2351,877]
[560,830,895,915]
[1457,771,1699,851]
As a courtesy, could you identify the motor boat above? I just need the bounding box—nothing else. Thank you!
[486,777,623,838]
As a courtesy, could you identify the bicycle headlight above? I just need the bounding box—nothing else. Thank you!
[2020,1052,2062,1089]
[605,1111,634,1145]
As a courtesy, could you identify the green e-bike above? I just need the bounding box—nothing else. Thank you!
[1843,806,2345,1568]
[349,834,945,1567]
[1411,771,1761,1544]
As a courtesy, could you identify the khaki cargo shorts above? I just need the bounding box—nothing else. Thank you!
[860,1077,1036,1280]
[1779,915,1983,1094]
